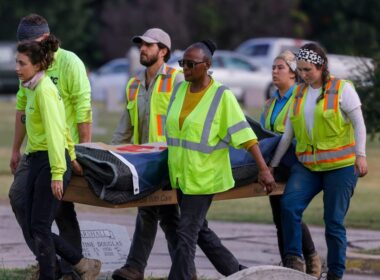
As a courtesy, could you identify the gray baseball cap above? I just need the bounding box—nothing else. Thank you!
[132,28,171,50]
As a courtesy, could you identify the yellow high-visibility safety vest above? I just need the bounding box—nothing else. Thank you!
[262,95,291,134]
[125,65,180,144]
[166,80,257,195]
[289,78,356,171]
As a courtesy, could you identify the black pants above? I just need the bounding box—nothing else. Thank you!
[9,155,82,275]
[25,151,82,279]
[270,194,316,262]
[168,190,240,280]
[126,205,180,271]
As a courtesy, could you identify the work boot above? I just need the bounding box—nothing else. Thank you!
[305,252,322,277]
[74,258,101,280]
[284,255,305,273]
[112,264,144,280]
[326,271,342,280]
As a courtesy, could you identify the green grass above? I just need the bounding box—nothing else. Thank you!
[0,268,31,280]
[0,99,379,230]
[208,142,380,229]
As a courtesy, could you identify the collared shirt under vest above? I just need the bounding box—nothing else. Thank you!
[125,64,182,144]
[289,78,356,171]
[260,85,294,134]
[166,80,257,195]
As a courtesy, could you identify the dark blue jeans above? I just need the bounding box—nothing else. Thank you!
[8,155,82,275]
[168,190,240,280]
[126,205,180,272]
[281,162,357,278]
[24,151,82,280]
[269,194,316,262]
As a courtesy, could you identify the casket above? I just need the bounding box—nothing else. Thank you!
[63,117,294,208]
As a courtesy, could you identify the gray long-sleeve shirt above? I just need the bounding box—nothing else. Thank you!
[111,64,184,145]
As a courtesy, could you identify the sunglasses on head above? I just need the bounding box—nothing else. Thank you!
[178,59,206,69]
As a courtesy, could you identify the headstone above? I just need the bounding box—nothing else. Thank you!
[91,105,106,135]
[223,265,317,280]
[106,86,123,112]
[53,220,130,272]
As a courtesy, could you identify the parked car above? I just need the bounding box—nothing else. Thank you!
[89,58,129,101]
[168,50,273,107]
[235,37,313,70]
[327,54,373,85]
[0,42,18,94]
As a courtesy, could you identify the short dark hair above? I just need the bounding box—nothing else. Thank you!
[21,13,48,25]
[187,39,217,62]
[157,42,171,62]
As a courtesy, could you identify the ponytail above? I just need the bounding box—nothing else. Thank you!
[17,34,60,71]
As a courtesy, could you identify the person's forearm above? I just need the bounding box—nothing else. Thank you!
[270,117,294,167]
[347,107,366,157]
[12,111,26,152]
[248,143,270,172]
[77,122,92,143]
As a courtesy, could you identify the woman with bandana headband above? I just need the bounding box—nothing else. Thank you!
[260,50,321,277]
[269,43,368,280]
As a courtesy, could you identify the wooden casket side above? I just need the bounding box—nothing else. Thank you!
[63,176,285,208]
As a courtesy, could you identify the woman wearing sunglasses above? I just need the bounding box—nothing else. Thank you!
[165,40,276,280]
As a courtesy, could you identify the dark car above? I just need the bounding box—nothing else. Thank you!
[0,42,19,94]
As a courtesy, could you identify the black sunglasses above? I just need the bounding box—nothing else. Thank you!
[178,59,206,69]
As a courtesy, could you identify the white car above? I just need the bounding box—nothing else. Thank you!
[327,54,373,84]
[89,58,129,101]
[0,41,18,94]
[235,37,313,70]
[169,50,273,107]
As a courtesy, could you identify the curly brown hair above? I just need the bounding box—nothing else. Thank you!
[17,34,59,71]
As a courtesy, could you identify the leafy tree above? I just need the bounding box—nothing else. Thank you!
[300,0,380,56]
[0,0,104,66]
[355,54,380,141]
[300,0,380,139]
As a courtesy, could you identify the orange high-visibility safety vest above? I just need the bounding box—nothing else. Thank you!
[289,78,356,171]
[126,65,180,144]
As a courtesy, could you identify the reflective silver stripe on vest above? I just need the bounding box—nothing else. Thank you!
[167,136,180,146]
[200,85,227,144]
[325,79,339,110]
[297,144,355,164]
[181,139,228,153]
[167,85,251,154]
[128,79,140,101]
[160,67,176,92]
[160,75,170,92]
[221,121,251,144]
[167,82,183,115]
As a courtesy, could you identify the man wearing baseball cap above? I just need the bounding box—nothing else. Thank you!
[111,28,183,280]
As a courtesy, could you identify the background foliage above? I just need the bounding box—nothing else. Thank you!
[0,0,379,136]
